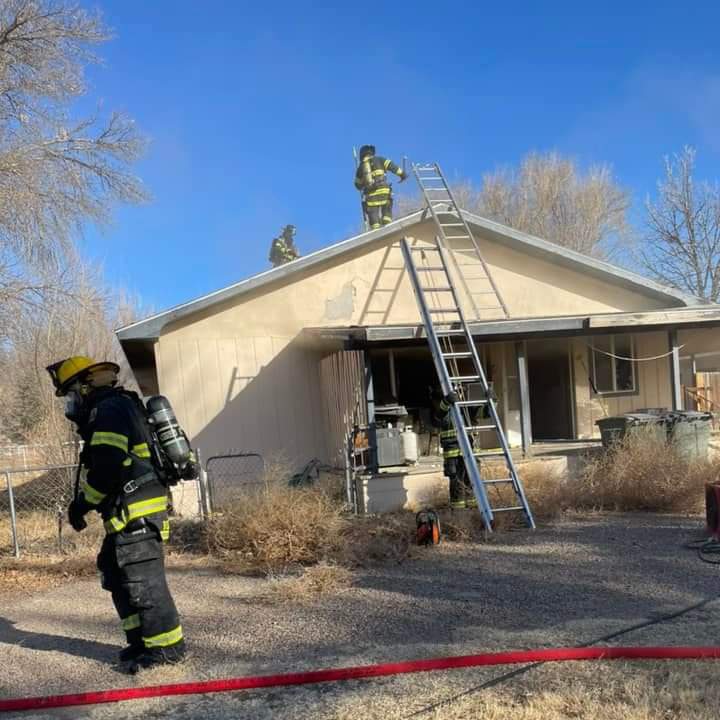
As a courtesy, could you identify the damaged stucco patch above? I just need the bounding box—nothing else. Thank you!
[324,281,356,321]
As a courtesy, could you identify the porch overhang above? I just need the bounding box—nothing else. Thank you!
[302,305,720,346]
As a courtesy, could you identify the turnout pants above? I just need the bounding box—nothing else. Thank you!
[444,457,475,507]
[366,197,393,229]
[97,521,185,659]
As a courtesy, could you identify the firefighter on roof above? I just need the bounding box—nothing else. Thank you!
[46,356,186,673]
[354,145,407,229]
[269,224,300,267]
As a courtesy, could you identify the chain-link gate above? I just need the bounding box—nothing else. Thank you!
[1,464,76,557]
[205,453,265,511]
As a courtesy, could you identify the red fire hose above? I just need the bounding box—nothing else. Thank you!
[1,645,719,713]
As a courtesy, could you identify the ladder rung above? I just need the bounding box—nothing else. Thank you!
[428,307,459,313]
[420,286,453,292]
[474,450,505,457]
[410,246,441,252]
[441,351,472,358]
[458,399,487,406]
[419,176,443,181]
[444,235,470,240]
[439,223,464,227]
[492,506,525,513]
[449,375,480,382]
[483,478,514,484]
[466,425,497,432]
[436,329,465,336]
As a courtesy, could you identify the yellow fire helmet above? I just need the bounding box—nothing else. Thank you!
[46,356,120,396]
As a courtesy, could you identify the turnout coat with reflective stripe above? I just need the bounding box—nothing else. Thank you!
[354,155,405,205]
[78,388,169,537]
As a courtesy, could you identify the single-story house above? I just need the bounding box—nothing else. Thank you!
[116,208,720,508]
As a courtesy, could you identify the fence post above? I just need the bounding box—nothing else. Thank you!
[194,447,211,518]
[5,471,20,559]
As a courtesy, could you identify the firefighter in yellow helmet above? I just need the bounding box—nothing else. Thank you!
[354,145,407,229]
[46,356,185,673]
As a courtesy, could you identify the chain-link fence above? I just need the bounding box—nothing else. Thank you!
[205,453,265,511]
[0,443,81,471]
[1,464,77,557]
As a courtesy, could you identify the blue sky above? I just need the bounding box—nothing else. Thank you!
[81,0,720,314]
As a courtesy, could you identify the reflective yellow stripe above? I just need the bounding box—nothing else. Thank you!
[367,187,391,196]
[104,495,168,534]
[383,158,391,170]
[131,443,151,459]
[80,480,106,505]
[367,200,390,207]
[121,613,141,631]
[90,431,128,452]
[440,429,457,439]
[143,625,183,648]
[444,448,462,458]
[123,458,132,467]
[160,519,170,542]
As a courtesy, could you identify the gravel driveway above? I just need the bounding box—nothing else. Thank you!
[2,513,719,719]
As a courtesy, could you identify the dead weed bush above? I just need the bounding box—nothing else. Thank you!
[207,469,349,573]
[570,433,718,513]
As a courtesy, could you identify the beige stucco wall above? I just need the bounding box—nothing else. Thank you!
[572,331,673,438]
[153,222,681,464]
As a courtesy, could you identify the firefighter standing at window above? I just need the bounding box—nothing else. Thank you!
[46,356,187,673]
[431,389,477,510]
[354,145,407,229]
[269,224,299,267]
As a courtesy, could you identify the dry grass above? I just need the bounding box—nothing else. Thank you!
[327,659,720,719]
[207,466,349,574]
[264,562,353,603]
[0,553,97,595]
[569,433,718,513]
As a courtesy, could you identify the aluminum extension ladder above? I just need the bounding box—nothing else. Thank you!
[398,163,535,531]
[413,162,509,320]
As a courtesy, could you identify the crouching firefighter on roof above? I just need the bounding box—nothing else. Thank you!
[354,145,407,229]
[46,356,199,673]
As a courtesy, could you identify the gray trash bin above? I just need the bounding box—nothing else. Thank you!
[665,411,713,460]
[596,413,665,448]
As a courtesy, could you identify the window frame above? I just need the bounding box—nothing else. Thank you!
[590,334,638,396]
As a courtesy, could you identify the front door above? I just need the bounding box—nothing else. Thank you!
[527,339,574,441]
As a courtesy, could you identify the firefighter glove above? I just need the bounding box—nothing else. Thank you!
[68,498,89,532]
[444,391,459,405]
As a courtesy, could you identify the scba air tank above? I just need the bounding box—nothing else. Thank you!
[145,395,192,469]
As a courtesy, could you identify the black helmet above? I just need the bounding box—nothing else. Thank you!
[359,145,375,160]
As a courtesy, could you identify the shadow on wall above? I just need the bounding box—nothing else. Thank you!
[193,337,329,475]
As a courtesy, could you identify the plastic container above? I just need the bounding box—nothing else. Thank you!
[665,411,713,460]
[596,413,665,448]
[402,428,419,465]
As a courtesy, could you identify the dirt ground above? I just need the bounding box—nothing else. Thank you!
[2,513,720,719]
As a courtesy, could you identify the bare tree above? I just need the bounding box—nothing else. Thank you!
[396,152,630,258]
[639,147,720,302]
[0,1,147,447]
[0,0,146,330]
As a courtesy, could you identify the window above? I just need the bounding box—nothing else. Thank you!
[591,335,636,395]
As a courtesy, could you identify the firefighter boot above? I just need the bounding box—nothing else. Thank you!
[129,642,186,674]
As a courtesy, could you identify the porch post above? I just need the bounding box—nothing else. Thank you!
[364,351,378,472]
[516,341,533,456]
[668,329,682,411]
